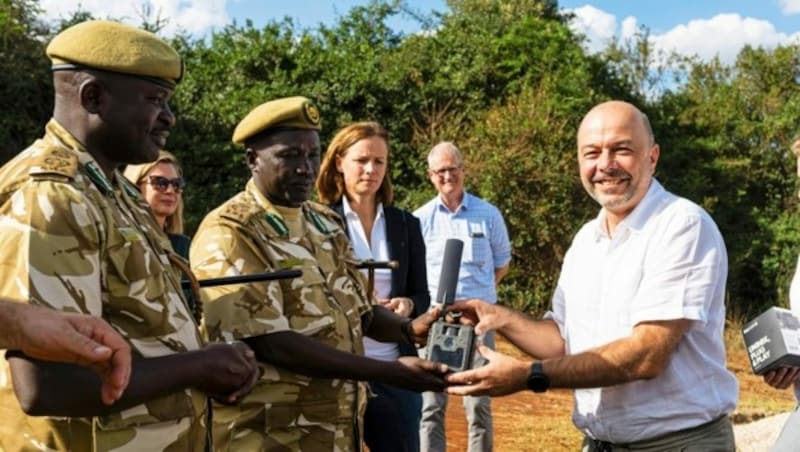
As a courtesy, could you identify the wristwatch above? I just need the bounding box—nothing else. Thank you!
[526,361,550,393]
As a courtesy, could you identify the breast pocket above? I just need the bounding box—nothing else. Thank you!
[283,265,338,338]
[463,219,491,265]
[105,227,190,340]
[467,235,492,265]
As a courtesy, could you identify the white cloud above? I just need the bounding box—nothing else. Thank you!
[565,6,800,65]
[566,5,617,53]
[651,13,800,64]
[620,16,638,42]
[780,0,800,14]
[38,0,230,36]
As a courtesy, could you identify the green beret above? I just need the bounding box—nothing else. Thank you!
[232,96,321,145]
[46,20,183,88]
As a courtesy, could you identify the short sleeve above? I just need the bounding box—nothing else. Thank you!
[0,180,102,316]
[631,214,726,327]
[545,252,570,341]
[489,208,512,269]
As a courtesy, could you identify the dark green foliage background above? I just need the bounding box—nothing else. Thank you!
[3,0,799,318]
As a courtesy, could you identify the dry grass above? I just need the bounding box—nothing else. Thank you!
[441,323,797,451]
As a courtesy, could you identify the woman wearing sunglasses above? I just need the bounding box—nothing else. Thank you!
[123,151,190,258]
[317,122,430,452]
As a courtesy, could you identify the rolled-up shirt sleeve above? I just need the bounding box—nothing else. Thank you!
[631,213,726,328]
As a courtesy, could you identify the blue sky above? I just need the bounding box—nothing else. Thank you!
[559,0,800,62]
[560,0,799,35]
[41,1,800,64]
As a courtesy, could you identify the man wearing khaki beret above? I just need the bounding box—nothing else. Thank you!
[0,20,259,452]
[190,96,448,451]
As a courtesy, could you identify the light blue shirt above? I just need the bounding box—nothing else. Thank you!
[414,192,511,304]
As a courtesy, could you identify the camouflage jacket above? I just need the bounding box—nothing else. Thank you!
[0,120,207,452]
[190,179,373,452]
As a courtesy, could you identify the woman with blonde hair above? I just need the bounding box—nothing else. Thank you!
[123,150,190,257]
[317,121,429,452]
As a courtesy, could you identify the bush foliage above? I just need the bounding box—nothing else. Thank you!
[3,0,799,317]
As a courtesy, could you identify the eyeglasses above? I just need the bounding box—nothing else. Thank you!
[430,166,462,177]
[146,175,186,193]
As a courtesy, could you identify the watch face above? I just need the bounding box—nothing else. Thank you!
[527,362,549,393]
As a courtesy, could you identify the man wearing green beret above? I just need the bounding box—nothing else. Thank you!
[0,20,260,452]
[190,96,449,451]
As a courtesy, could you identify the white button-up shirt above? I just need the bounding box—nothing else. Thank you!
[546,180,738,443]
[342,197,399,362]
[789,257,800,400]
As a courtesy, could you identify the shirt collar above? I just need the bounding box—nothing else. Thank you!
[592,179,664,240]
[45,119,87,154]
[342,195,384,220]
[46,119,120,191]
[435,191,469,213]
[246,178,294,218]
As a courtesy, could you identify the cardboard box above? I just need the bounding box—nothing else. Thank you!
[742,307,800,375]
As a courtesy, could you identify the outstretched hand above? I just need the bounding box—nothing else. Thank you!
[448,299,507,335]
[14,306,131,405]
[445,345,529,397]
[408,305,443,346]
[383,356,449,392]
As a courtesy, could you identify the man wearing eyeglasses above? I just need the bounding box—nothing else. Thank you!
[413,141,511,452]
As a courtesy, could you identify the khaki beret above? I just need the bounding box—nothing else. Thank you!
[46,20,183,88]
[232,96,321,145]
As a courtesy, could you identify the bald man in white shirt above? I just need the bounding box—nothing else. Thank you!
[445,101,738,451]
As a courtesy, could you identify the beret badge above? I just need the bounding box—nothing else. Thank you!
[304,101,320,126]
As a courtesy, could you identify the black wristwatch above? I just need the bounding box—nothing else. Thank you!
[526,362,550,393]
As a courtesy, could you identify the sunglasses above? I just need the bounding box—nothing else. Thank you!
[146,175,186,193]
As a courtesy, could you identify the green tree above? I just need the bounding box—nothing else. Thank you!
[665,44,800,316]
[0,0,52,160]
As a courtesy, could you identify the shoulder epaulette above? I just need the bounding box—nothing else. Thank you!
[28,145,79,181]
[218,193,261,225]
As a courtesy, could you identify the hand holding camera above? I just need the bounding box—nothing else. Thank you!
[425,239,477,372]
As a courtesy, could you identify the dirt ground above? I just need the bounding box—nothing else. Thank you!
[441,338,578,451]
[439,331,796,451]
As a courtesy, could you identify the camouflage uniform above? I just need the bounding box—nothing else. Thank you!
[0,120,207,452]
[190,179,373,452]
